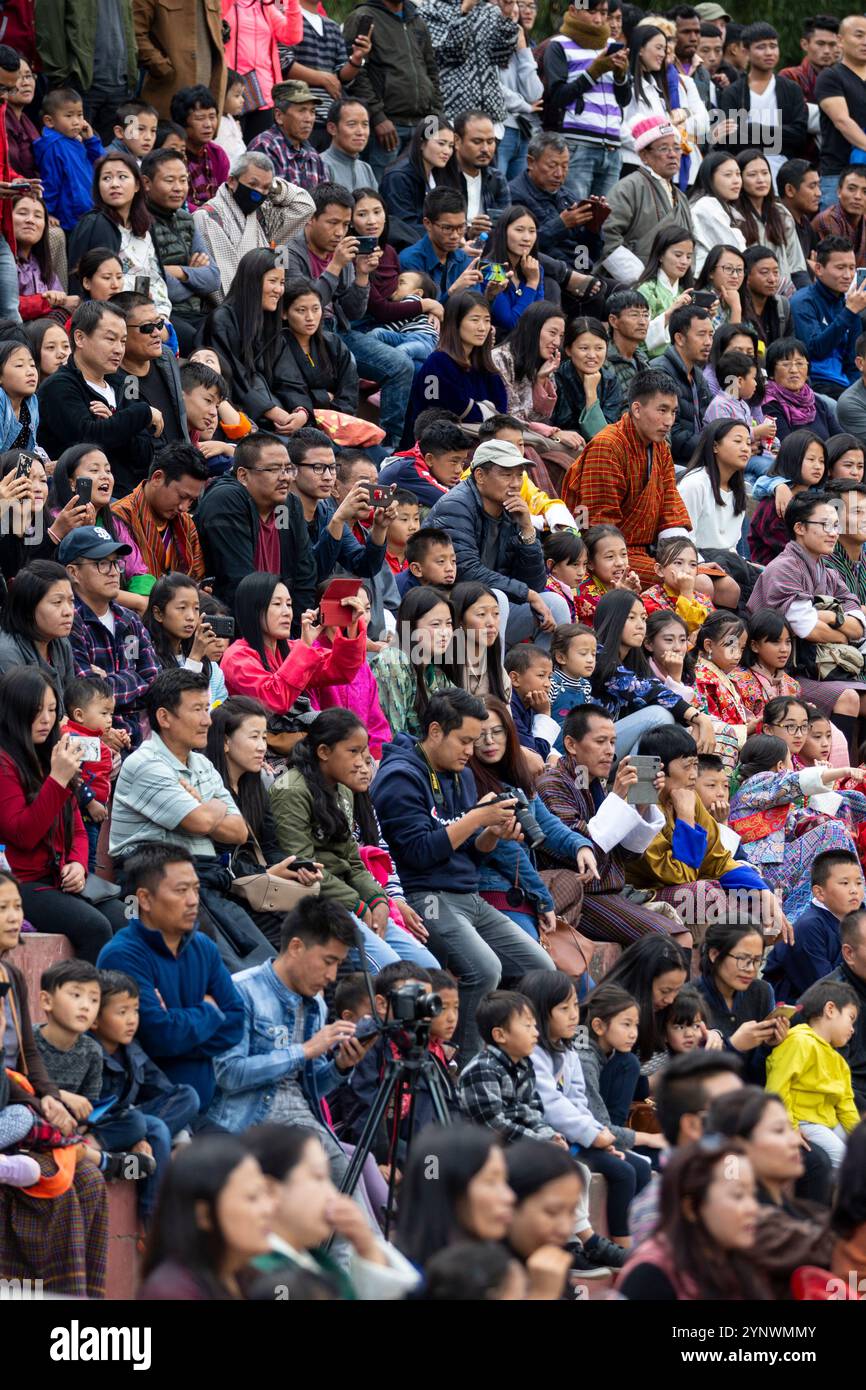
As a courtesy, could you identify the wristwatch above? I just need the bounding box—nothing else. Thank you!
[518,529,537,544]
[348,54,366,68]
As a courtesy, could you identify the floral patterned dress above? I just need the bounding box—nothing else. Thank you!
[575,576,613,627]
[694,657,749,771]
[640,583,715,634]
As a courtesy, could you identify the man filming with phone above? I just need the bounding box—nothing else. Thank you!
[288,429,393,586]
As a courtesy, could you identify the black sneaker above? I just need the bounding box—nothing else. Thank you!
[101,1151,158,1181]
[582,1234,628,1269]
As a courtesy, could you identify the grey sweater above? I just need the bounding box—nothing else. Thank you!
[0,630,76,709]
[573,1038,636,1149]
[34,1027,104,1103]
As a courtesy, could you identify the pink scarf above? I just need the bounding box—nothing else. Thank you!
[762,379,817,428]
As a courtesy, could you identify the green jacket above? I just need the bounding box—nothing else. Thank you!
[269,768,387,917]
[36,0,138,93]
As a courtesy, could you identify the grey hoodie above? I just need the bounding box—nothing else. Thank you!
[574,1037,636,1149]
[0,630,76,709]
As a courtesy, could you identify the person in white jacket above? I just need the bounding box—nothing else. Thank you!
[689,150,746,274]
[494,0,544,178]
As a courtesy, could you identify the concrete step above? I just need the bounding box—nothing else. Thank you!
[8,933,74,1023]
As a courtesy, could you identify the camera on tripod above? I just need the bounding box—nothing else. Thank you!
[482,787,546,850]
[389,982,443,1025]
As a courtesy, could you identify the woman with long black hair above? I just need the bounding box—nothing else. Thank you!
[369,586,457,738]
[379,117,458,236]
[450,581,510,702]
[735,150,808,295]
[677,419,750,552]
[406,291,507,433]
[203,247,304,435]
[591,588,715,755]
[0,668,125,958]
[273,277,360,423]
[552,316,623,441]
[491,301,584,453]
[67,151,170,316]
[0,559,76,693]
[221,571,366,713]
[145,571,228,706]
[396,1123,515,1270]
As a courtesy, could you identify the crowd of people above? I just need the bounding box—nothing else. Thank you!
[1,0,866,1304]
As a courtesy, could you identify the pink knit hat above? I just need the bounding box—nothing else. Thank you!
[632,114,678,153]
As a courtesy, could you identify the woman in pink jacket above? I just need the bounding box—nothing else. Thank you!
[221,570,366,711]
[223,0,303,140]
[308,583,391,760]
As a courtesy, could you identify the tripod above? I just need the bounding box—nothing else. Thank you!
[338,1023,454,1239]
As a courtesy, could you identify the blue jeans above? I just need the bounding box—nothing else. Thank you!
[365,122,415,183]
[614,704,674,757]
[820,174,840,211]
[563,139,622,202]
[504,588,572,650]
[350,916,441,973]
[0,236,21,322]
[497,126,530,181]
[366,326,436,363]
[338,327,415,450]
[91,1083,200,1220]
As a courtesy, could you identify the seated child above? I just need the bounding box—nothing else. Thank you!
[640,537,715,635]
[764,850,864,1001]
[334,972,374,1026]
[542,530,587,622]
[703,348,777,472]
[0,979,40,1187]
[110,99,159,162]
[378,413,471,509]
[457,990,562,1144]
[549,622,596,736]
[574,984,661,1180]
[575,523,641,626]
[505,644,560,776]
[646,985,710,1091]
[187,351,254,447]
[695,751,741,856]
[34,961,156,1182]
[369,269,441,362]
[62,674,115,872]
[90,970,201,1220]
[765,978,861,1170]
[385,489,421,575]
[692,611,751,769]
[33,88,104,232]
[396,526,457,597]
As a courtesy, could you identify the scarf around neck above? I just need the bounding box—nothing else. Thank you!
[761,378,816,427]
[561,9,609,47]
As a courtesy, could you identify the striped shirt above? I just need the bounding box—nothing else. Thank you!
[552,36,623,143]
[109,731,240,860]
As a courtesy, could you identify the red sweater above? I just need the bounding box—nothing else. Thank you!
[220,628,366,712]
[62,718,113,802]
[0,753,88,882]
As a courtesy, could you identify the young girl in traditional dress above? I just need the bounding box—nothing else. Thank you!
[640,537,715,637]
[542,530,587,623]
[692,611,752,769]
[575,524,641,627]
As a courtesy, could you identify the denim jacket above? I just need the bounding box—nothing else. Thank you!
[208,960,342,1132]
[98,1037,176,1112]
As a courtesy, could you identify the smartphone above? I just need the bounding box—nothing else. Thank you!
[357,15,374,35]
[291,858,318,872]
[85,1095,118,1126]
[625,754,662,804]
[14,451,35,479]
[765,1004,801,1022]
[360,479,397,507]
[856,267,866,289]
[355,1014,380,1041]
[75,477,93,506]
[68,734,102,762]
[320,577,363,628]
[693,290,718,310]
[206,614,234,639]
[355,234,378,255]
[11,179,32,193]
[606,40,626,52]
[133,275,150,296]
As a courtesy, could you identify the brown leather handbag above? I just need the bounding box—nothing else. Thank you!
[537,913,591,980]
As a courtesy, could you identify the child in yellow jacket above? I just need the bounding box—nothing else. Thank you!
[765,979,861,1171]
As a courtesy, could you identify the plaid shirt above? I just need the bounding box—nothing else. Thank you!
[69,597,159,747]
[457,1043,556,1144]
[247,126,325,192]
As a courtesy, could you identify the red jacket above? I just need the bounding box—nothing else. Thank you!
[221,628,366,713]
[0,97,19,253]
[0,1,37,67]
[62,718,113,803]
[0,752,88,883]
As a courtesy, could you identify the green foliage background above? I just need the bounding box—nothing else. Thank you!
[325,0,849,66]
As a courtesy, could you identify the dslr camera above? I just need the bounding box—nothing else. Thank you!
[484,787,546,850]
[389,982,443,1024]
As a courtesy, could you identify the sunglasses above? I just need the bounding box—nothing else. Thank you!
[134,319,166,335]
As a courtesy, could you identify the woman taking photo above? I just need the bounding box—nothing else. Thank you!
[369,587,457,738]
[0,870,110,1298]
[274,278,360,425]
[677,420,751,553]
[616,1139,768,1300]
[695,920,791,1084]
[270,707,438,969]
[379,117,457,237]
[396,1123,516,1271]
[470,695,598,940]
[0,559,76,692]
[746,429,826,565]
[351,186,444,344]
[591,589,716,755]
[139,1135,275,1300]
[734,150,808,294]
[480,205,546,334]
[145,571,229,705]
[407,291,507,434]
[693,244,745,328]
[204,248,308,436]
[635,227,696,358]
[12,193,78,322]
[0,448,53,584]
[491,302,583,454]
[689,152,746,275]
[0,668,125,960]
[67,152,170,317]
[552,317,623,442]
[51,444,152,612]
[760,338,838,444]
[740,245,793,349]
[221,571,366,713]
[24,318,71,383]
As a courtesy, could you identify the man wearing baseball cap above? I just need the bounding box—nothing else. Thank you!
[600,114,694,283]
[426,438,572,646]
[60,526,159,750]
[248,80,326,192]
[694,4,730,36]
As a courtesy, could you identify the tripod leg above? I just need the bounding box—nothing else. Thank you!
[426,1066,454,1127]
[337,1058,401,1200]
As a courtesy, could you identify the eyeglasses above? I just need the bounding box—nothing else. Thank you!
[134,319,166,335]
[83,557,122,574]
[297,462,337,476]
[778,722,808,735]
[728,953,763,971]
[718,264,744,275]
[803,519,840,533]
[433,221,468,236]
[249,464,297,477]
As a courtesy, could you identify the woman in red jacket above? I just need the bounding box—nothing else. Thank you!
[0,668,125,960]
[221,570,366,713]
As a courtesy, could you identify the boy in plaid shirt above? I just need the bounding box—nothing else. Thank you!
[458,991,567,1145]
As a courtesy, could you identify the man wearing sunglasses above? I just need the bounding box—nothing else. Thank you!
[111,290,188,483]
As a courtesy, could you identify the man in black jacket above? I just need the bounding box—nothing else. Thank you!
[715,22,809,166]
[453,111,510,241]
[195,433,318,620]
[824,908,866,1113]
[37,301,159,481]
[111,290,189,493]
[660,303,713,466]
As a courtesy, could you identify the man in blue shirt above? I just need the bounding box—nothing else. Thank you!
[399,187,485,302]
[791,235,866,398]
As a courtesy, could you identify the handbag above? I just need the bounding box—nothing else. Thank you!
[231,5,266,114]
[80,873,122,905]
[313,409,386,447]
[229,836,319,914]
[537,913,590,980]
[627,1098,662,1135]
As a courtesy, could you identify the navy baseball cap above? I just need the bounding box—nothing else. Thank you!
[58,525,132,565]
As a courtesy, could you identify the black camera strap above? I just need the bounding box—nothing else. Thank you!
[416,743,461,815]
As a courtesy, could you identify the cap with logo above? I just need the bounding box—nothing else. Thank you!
[57,525,133,566]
